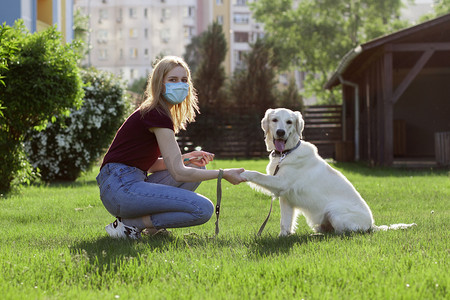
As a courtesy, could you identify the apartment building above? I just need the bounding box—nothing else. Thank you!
[74,0,207,84]
[74,0,268,84]
[0,0,74,43]
[212,0,264,75]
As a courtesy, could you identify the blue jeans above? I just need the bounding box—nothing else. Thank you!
[96,163,214,229]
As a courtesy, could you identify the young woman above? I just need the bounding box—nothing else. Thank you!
[96,56,246,239]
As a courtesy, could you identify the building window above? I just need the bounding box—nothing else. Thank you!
[99,49,108,60]
[233,13,249,24]
[184,6,195,18]
[234,32,249,43]
[129,8,137,19]
[117,8,122,22]
[130,69,135,79]
[144,8,148,18]
[99,9,108,20]
[119,49,123,59]
[217,15,224,25]
[252,31,265,42]
[234,0,247,6]
[129,28,138,38]
[129,48,138,59]
[97,30,108,43]
[162,8,171,19]
[160,29,170,43]
[216,0,223,4]
[144,49,149,57]
[183,26,195,37]
[144,28,148,38]
[234,50,247,67]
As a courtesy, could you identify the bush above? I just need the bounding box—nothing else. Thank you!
[25,68,131,181]
[0,21,83,192]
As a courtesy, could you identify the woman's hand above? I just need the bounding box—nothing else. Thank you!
[183,150,215,167]
[223,168,247,185]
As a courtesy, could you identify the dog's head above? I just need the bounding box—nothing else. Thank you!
[261,108,304,152]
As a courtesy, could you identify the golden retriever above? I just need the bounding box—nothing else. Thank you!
[241,108,416,236]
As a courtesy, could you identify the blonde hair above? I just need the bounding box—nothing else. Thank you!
[140,56,199,133]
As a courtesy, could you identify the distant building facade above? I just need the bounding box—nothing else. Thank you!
[212,0,265,75]
[0,0,74,43]
[74,0,204,84]
[73,0,269,84]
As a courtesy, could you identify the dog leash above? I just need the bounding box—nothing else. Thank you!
[215,169,224,236]
[257,155,283,236]
[257,140,302,236]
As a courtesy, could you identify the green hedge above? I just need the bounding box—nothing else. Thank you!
[25,68,131,182]
[0,20,83,192]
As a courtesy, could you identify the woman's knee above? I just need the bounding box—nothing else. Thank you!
[195,196,215,224]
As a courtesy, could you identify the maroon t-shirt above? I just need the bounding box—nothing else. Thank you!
[101,108,174,171]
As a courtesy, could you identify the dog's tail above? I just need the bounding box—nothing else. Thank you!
[373,223,417,231]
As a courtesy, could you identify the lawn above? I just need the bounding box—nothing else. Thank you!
[1,159,448,299]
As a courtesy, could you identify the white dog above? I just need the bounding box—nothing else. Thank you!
[241,108,416,236]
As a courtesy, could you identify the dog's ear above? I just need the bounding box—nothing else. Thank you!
[261,109,274,134]
[294,111,304,139]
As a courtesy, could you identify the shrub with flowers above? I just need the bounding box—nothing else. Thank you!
[25,68,132,182]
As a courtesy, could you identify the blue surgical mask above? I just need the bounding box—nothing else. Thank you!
[163,82,189,105]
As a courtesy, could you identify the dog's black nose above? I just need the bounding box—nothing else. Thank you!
[276,129,285,137]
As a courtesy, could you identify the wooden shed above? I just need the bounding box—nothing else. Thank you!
[325,13,450,166]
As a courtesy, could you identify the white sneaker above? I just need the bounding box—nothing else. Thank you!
[105,218,141,240]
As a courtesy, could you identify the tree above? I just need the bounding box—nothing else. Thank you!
[432,0,450,16]
[419,0,450,21]
[0,21,83,192]
[73,8,90,64]
[251,0,412,103]
[180,22,228,151]
[128,76,147,94]
[193,22,228,110]
[0,24,16,117]
[183,34,202,74]
[278,76,304,113]
[229,38,278,114]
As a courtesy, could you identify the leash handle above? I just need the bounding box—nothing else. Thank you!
[257,195,276,236]
[215,169,224,236]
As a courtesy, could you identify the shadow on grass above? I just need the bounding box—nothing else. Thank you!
[69,230,369,270]
[246,230,372,258]
[247,233,330,258]
[69,234,181,271]
[69,232,245,269]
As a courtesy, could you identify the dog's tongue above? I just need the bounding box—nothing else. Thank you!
[275,139,285,152]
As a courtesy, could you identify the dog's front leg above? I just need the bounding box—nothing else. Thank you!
[279,197,296,236]
[241,171,289,196]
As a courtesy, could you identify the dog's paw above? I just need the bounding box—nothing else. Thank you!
[278,230,292,237]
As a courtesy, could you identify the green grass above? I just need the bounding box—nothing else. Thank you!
[1,159,449,299]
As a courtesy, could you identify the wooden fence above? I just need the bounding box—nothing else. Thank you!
[435,131,450,166]
[177,105,343,159]
[302,105,343,159]
[177,110,267,158]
